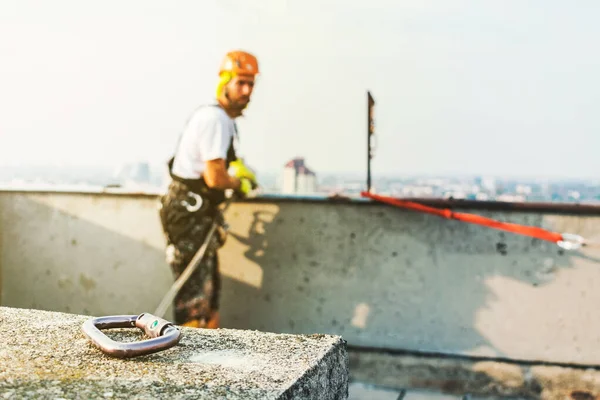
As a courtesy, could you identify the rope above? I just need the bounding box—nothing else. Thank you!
[361,191,589,250]
[154,197,233,318]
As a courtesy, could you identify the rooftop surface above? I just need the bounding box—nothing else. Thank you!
[0,307,348,399]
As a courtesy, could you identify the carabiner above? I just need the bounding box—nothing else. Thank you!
[181,191,203,212]
[556,233,586,251]
[82,313,182,358]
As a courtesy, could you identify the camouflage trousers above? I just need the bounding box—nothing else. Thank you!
[158,180,224,326]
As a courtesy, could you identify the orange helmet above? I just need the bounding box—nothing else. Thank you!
[219,50,259,77]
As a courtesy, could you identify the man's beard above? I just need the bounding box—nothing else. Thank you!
[230,100,248,111]
[225,89,249,112]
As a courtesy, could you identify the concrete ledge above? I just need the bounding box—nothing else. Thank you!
[2,187,600,215]
[349,349,600,400]
[0,307,349,399]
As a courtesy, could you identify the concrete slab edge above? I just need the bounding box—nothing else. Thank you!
[349,350,600,400]
[280,337,349,400]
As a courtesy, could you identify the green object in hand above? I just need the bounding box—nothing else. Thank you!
[230,158,258,189]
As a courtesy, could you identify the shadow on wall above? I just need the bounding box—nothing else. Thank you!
[0,201,3,303]
[0,193,173,317]
[218,201,600,365]
[2,192,600,365]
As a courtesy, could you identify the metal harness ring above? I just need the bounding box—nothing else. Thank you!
[82,313,182,358]
[557,233,586,251]
[181,191,203,212]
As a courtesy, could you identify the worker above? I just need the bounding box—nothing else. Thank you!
[159,50,260,328]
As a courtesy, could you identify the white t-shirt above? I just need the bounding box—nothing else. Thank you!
[171,104,237,179]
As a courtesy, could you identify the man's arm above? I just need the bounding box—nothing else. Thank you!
[203,159,241,190]
[196,110,241,190]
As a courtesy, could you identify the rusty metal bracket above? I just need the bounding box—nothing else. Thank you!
[82,313,181,358]
[367,91,375,193]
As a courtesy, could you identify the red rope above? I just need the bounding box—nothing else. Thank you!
[361,192,563,244]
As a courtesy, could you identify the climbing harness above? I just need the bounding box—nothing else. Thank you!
[154,195,233,319]
[361,191,592,251]
[81,312,181,358]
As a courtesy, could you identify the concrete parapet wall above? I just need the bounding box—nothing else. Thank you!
[1,190,600,368]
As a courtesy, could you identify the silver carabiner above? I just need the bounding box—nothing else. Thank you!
[557,233,585,251]
[82,313,182,358]
[181,191,203,212]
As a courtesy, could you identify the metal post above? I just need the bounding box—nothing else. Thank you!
[367,91,375,193]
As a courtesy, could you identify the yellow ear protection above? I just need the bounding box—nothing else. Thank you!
[216,71,234,98]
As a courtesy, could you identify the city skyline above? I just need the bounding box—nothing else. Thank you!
[2,160,599,205]
[1,158,599,184]
[2,160,598,183]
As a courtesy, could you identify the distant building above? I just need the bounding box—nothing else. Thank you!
[282,157,317,194]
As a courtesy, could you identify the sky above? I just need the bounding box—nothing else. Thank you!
[0,0,599,179]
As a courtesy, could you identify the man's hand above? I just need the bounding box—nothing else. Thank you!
[203,158,259,197]
[237,178,254,196]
